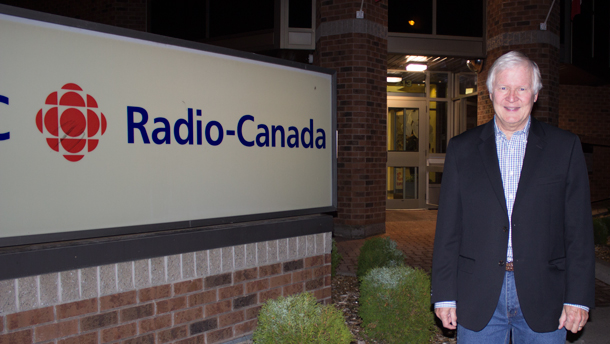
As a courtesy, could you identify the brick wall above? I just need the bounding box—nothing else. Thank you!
[1,0,147,31]
[479,0,560,125]
[559,84,610,201]
[591,146,610,202]
[0,233,332,344]
[316,0,388,238]
[558,85,610,139]
[486,0,560,37]
[481,0,608,202]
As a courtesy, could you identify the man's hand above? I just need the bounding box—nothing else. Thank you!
[435,307,457,330]
[558,305,589,333]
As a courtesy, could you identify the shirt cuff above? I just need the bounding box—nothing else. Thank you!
[434,301,456,309]
[564,303,589,312]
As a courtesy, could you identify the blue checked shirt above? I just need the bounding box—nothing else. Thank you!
[495,116,529,263]
[435,116,588,312]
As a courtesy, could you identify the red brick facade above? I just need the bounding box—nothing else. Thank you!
[0,255,331,344]
[559,85,610,201]
[480,0,609,202]
[315,0,388,237]
[478,0,560,125]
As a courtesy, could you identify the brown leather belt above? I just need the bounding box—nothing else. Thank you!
[505,261,514,271]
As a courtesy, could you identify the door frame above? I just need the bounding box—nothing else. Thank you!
[386,98,428,209]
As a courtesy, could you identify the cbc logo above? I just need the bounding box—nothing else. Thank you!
[36,83,107,162]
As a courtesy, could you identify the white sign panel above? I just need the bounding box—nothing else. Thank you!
[0,12,335,244]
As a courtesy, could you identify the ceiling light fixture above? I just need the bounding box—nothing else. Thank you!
[387,76,402,83]
[406,55,427,62]
[406,63,427,72]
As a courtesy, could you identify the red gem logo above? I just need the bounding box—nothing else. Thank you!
[36,83,107,162]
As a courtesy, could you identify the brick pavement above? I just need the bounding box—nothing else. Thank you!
[334,209,610,308]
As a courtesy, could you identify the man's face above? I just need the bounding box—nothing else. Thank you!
[490,64,538,135]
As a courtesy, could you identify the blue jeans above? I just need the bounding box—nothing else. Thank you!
[457,271,566,344]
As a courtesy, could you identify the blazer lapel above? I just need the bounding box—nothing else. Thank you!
[513,118,546,210]
[478,120,508,215]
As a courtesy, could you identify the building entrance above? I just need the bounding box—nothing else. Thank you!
[386,99,427,209]
[386,58,479,209]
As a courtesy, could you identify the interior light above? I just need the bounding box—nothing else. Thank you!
[387,76,402,83]
[408,20,415,26]
[406,56,427,62]
[406,63,427,72]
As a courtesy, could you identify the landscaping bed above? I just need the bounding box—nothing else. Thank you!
[332,275,456,344]
[596,240,610,263]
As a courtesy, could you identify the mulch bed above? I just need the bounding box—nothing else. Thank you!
[596,244,610,264]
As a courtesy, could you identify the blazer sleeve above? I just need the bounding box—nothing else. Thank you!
[564,135,596,308]
[431,138,463,304]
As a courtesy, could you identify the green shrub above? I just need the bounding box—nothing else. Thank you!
[593,217,610,246]
[253,292,352,344]
[357,236,405,279]
[331,239,342,277]
[359,266,435,344]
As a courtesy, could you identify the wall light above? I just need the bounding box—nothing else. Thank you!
[408,20,415,26]
[406,63,427,72]
[387,76,402,83]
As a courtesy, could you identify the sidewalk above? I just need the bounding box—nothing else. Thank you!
[335,210,437,276]
[334,210,610,344]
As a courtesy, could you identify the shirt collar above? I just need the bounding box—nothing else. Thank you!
[494,116,531,141]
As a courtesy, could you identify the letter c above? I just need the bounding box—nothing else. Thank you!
[0,95,9,141]
[237,115,254,147]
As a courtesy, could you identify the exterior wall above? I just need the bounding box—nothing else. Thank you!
[481,0,609,203]
[0,233,332,344]
[479,0,560,126]
[559,84,610,201]
[590,145,610,202]
[1,0,147,31]
[316,0,388,238]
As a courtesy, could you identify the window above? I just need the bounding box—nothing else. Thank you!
[437,0,483,37]
[429,101,447,154]
[388,0,432,34]
[389,0,484,37]
[388,167,418,200]
[209,0,275,37]
[387,72,426,96]
[289,0,313,28]
[388,108,419,152]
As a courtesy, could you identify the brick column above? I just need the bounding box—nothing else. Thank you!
[315,0,388,238]
[478,0,560,125]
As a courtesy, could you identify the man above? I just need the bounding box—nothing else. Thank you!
[431,51,595,343]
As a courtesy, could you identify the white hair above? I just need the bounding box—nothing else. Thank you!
[486,51,542,95]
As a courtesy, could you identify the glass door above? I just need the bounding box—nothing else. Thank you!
[387,99,427,209]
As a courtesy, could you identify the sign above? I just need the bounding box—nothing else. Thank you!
[0,10,335,246]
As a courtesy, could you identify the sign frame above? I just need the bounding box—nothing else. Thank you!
[0,4,337,249]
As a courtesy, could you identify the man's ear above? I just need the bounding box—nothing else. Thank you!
[534,93,539,102]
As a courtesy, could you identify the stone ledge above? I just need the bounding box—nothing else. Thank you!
[333,222,386,239]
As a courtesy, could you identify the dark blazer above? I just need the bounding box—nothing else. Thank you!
[431,117,595,333]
